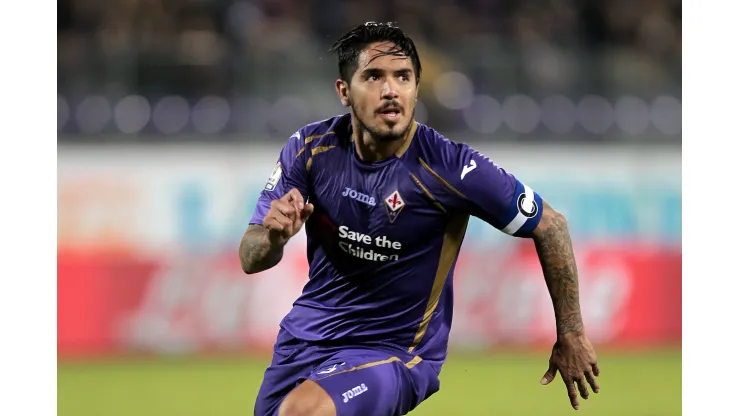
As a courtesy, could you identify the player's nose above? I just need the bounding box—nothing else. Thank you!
[381,82,398,100]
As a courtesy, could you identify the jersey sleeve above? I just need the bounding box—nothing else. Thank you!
[249,131,310,225]
[430,142,543,238]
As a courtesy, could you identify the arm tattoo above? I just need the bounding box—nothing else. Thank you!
[533,201,584,335]
[239,224,284,274]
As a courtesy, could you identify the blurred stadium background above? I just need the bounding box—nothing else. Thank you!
[57,0,681,415]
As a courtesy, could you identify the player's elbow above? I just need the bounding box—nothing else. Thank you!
[239,253,252,275]
[239,240,260,274]
[532,200,569,240]
[239,247,267,275]
[240,258,258,274]
[238,235,283,275]
[240,254,273,275]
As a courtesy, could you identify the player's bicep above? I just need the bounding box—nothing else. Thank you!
[441,145,543,238]
[249,132,309,225]
[531,199,567,240]
[493,178,543,237]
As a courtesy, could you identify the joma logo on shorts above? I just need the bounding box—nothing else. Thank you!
[342,187,376,206]
[341,383,368,403]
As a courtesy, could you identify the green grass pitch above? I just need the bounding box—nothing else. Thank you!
[58,349,681,415]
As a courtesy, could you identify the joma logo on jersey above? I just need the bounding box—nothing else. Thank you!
[384,190,405,223]
[342,383,368,403]
[342,187,376,206]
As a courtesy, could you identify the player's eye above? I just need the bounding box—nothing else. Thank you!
[369,75,381,81]
[399,75,410,82]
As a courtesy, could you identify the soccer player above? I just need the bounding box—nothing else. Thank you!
[240,22,600,416]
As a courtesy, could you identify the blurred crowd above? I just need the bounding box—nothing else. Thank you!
[57,0,681,142]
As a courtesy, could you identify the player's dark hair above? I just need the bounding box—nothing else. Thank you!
[329,22,422,85]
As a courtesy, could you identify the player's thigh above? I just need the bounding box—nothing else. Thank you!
[307,352,440,416]
[255,333,322,416]
[277,379,336,416]
[255,357,310,416]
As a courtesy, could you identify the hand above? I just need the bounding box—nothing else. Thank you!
[541,333,600,410]
[263,188,314,246]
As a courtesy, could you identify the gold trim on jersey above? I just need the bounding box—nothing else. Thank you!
[306,145,337,171]
[408,213,469,353]
[314,355,423,381]
[295,131,336,160]
[394,121,418,158]
[404,355,423,369]
[409,173,447,213]
[419,158,468,199]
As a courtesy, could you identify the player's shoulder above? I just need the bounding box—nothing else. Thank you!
[291,113,351,150]
[411,122,474,170]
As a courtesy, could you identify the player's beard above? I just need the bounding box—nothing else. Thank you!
[352,104,414,143]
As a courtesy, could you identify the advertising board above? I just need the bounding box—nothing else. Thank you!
[57,143,681,356]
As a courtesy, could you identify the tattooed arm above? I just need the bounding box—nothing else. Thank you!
[240,188,314,275]
[532,200,584,335]
[534,200,600,411]
[413,138,599,409]
[239,224,285,274]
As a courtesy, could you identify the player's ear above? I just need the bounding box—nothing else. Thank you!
[335,79,351,107]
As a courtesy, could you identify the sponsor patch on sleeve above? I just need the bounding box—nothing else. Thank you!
[264,162,282,191]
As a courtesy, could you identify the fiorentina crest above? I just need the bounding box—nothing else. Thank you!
[384,190,405,223]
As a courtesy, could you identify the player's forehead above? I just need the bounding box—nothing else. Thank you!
[355,41,414,74]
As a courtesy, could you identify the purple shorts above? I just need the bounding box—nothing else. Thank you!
[254,329,441,416]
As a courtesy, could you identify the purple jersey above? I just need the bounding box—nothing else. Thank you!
[250,113,543,367]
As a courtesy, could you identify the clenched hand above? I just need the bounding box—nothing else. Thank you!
[263,188,314,246]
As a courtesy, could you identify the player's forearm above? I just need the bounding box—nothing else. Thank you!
[239,224,285,274]
[532,201,584,336]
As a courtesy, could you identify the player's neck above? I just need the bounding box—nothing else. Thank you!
[353,121,417,163]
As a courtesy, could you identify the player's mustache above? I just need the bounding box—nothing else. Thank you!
[377,102,403,113]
